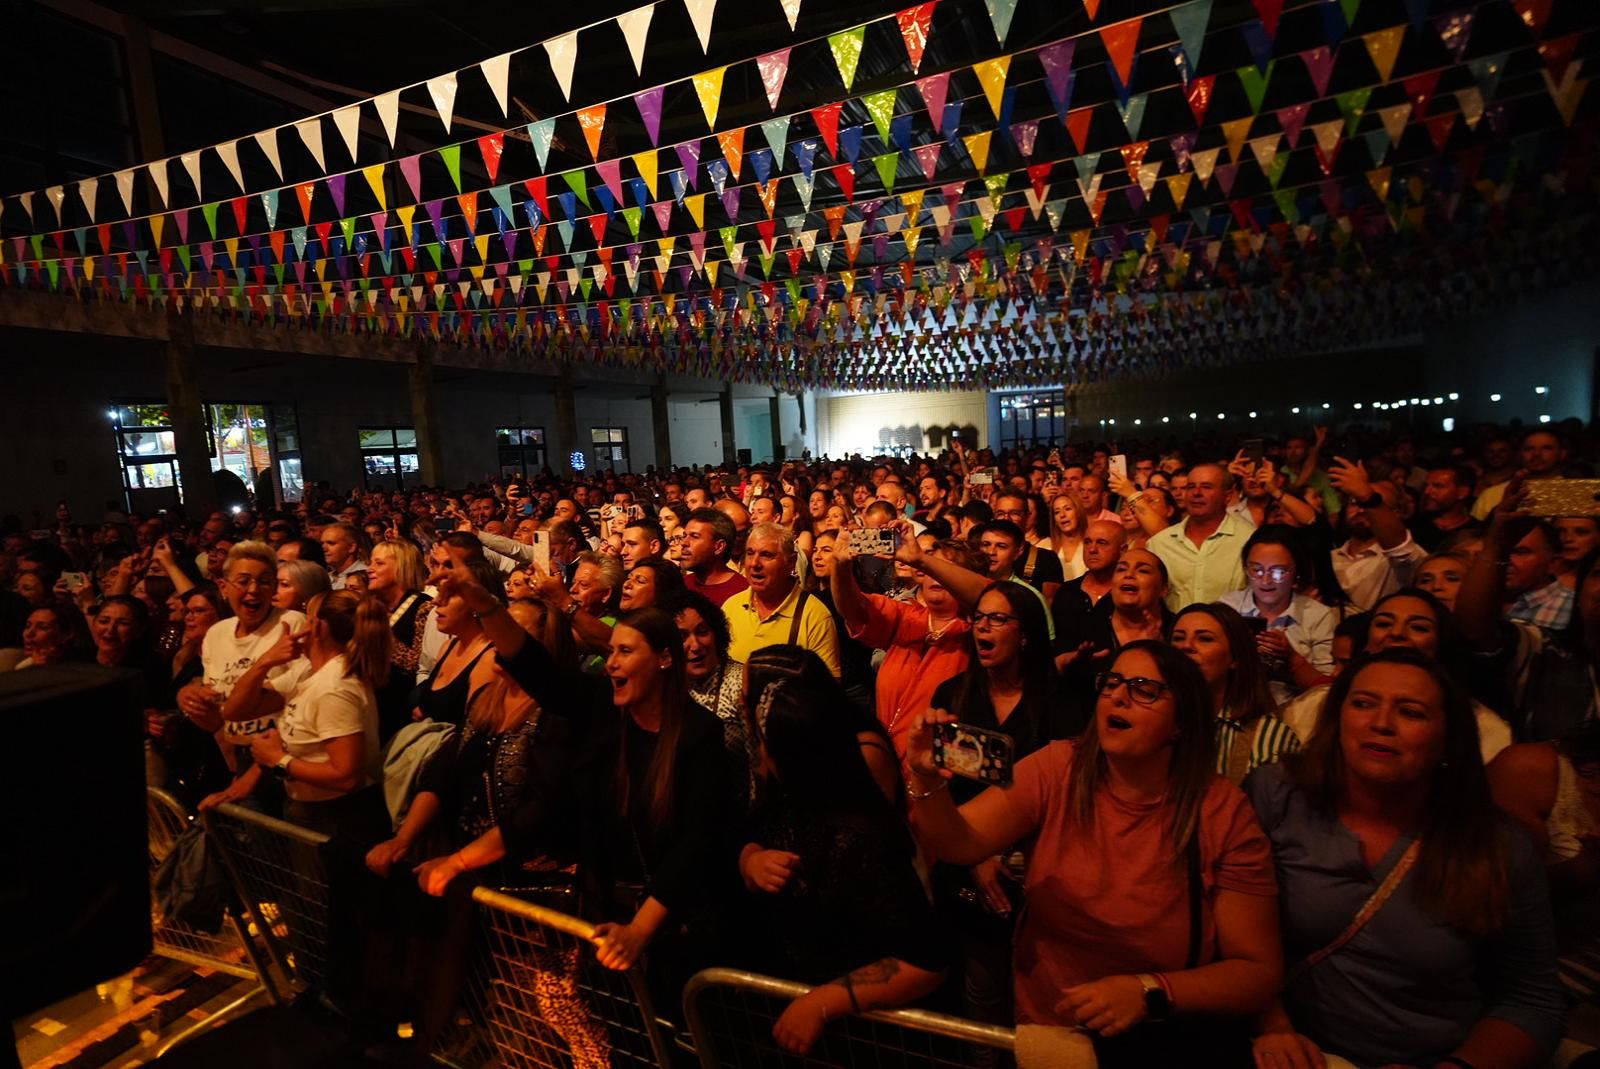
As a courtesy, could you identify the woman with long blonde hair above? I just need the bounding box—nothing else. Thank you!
[1048,492,1089,580]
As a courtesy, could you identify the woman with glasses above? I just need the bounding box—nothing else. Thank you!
[1247,649,1565,1069]
[1170,604,1301,785]
[1058,549,1173,718]
[1219,527,1336,705]
[926,580,1075,1028]
[907,642,1281,1065]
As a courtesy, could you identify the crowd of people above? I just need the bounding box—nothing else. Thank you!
[4,417,1600,1069]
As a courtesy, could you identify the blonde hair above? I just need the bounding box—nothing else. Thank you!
[373,539,427,592]
[306,590,391,690]
[224,540,278,574]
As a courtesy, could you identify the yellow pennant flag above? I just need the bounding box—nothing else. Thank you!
[705,259,720,285]
[900,188,925,223]
[685,193,707,229]
[692,67,728,129]
[84,255,96,281]
[962,131,994,175]
[633,150,659,199]
[1363,26,1405,84]
[363,164,388,213]
[973,56,1011,119]
[475,234,491,261]
[398,204,416,235]
[1221,117,1253,162]
[1166,172,1193,210]
[151,214,165,248]
[1366,166,1392,201]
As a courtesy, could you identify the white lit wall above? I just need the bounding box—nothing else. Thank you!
[817,389,990,458]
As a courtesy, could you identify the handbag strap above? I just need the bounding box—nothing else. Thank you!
[1184,823,1203,969]
[787,589,811,646]
[1287,838,1422,982]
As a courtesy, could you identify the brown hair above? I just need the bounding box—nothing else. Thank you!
[1172,603,1276,724]
[1289,647,1510,934]
[612,607,690,832]
[307,590,391,690]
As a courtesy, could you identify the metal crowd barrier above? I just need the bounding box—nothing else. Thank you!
[684,968,1016,1069]
[202,801,336,996]
[145,788,281,1051]
[434,885,676,1069]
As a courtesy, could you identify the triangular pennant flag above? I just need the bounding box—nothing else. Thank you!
[1253,0,1284,38]
[835,163,856,202]
[1248,133,1280,172]
[1012,119,1039,159]
[1166,172,1193,209]
[897,3,936,73]
[77,177,99,222]
[439,145,463,192]
[1377,102,1411,147]
[1363,26,1405,83]
[780,0,802,29]
[1100,19,1142,88]
[863,90,898,143]
[114,169,136,214]
[426,73,458,132]
[1309,120,1343,173]
[828,26,866,90]
[962,131,993,175]
[1117,93,1148,139]
[1436,11,1473,62]
[1065,108,1094,153]
[1120,141,1151,181]
[180,152,203,198]
[973,57,1011,118]
[1543,61,1587,126]
[477,52,512,116]
[1424,112,1455,151]
[692,68,728,129]
[1367,166,1392,201]
[248,131,282,183]
[1467,54,1506,102]
[1336,87,1372,135]
[633,150,660,199]
[1276,102,1310,145]
[332,105,362,162]
[874,154,899,194]
[913,74,950,131]
[545,30,579,100]
[634,88,665,147]
[1171,0,1213,71]
[1191,147,1221,183]
[1037,41,1075,122]
[984,0,1018,43]
[215,141,244,191]
[812,102,842,157]
[1074,152,1100,191]
[326,173,348,215]
[1221,117,1253,161]
[1238,61,1274,114]
[717,129,745,179]
[294,118,326,169]
[616,6,654,75]
[1186,75,1215,125]
[478,132,506,182]
[756,48,791,111]
[1512,0,1551,35]
[363,164,388,213]
[912,142,942,181]
[578,104,607,160]
[1301,47,1335,97]
[760,116,790,160]
[295,181,315,221]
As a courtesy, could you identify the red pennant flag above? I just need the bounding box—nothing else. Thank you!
[1120,141,1150,181]
[1403,71,1440,116]
[1511,0,1551,35]
[1065,108,1095,152]
[1186,75,1216,125]
[1150,214,1170,245]
[834,162,855,203]
[895,2,937,74]
[314,221,333,250]
[812,103,843,157]
[1083,0,1101,18]
[1003,207,1026,232]
[824,205,847,239]
[1027,162,1052,199]
[1539,34,1581,82]
[587,214,608,244]
[1276,102,1310,145]
[477,132,505,182]
[524,177,549,220]
[1100,19,1142,88]
[269,230,286,263]
[1425,112,1456,151]
[1253,0,1283,38]
[231,197,249,234]
[97,224,111,253]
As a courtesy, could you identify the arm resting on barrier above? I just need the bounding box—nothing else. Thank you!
[1251,1001,1328,1069]
[368,791,441,876]
[199,763,262,811]
[773,957,946,1056]
[415,827,507,897]
[594,896,670,972]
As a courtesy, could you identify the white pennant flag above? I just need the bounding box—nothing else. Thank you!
[114,170,136,214]
[254,129,283,179]
[15,191,33,221]
[79,177,100,222]
[616,6,654,75]
[45,185,65,221]
[332,105,362,162]
[545,31,579,100]
[216,140,245,191]
[295,118,327,170]
[426,73,458,133]
[683,0,717,52]
[374,91,402,146]
[480,52,512,115]
[180,152,203,197]
[150,162,170,206]
[779,0,801,31]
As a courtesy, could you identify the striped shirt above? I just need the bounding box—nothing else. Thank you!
[1214,713,1302,784]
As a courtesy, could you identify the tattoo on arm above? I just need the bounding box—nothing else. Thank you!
[844,958,902,986]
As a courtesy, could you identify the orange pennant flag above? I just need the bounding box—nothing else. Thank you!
[577,104,607,162]
[716,128,745,181]
[1065,108,1094,153]
[1100,18,1142,88]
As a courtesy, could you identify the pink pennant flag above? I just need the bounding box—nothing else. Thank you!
[1276,102,1310,145]
[1301,47,1335,97]
[399,155,424,202]
[596,160,626,204]
[915,72,951,128]
[913,142,942,181]
[756,48,791,111]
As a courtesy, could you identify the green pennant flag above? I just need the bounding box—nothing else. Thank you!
[623,206,643,237]
[273,263,286,285]
[440,145,463,192]
[1339,0,1362,27]
[1336,88,1372,136]
[579,277,593,301]
[341,218,356,249]
[427,243,444,270]
[45,260,60,289]
[30,235,44,261]
[202,203,220,238]
[561,171,593,209]
[874,154,898,194]
[828,26,866,90]
[984,174,1007,203]
[759,251,776,278]
[968,216,988,242]
[177,246,192,272]
[1237,61,1274,114]
[1003,241,1022,272]
[1267,153,1290,188]
[785,278,801,305]
[862,89,897,143]
[719,225,739,260]
[1273,189,1298,222]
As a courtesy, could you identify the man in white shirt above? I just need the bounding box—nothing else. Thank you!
[1147,463,1255,610]
[320,523,368,590]
[1327,457,1426,612]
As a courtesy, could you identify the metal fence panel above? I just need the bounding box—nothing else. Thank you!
[432,886,676,1069]
[684,968,1015,1069]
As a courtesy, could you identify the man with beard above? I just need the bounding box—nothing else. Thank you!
[1410,464,1483,552]
[681,508,748,607]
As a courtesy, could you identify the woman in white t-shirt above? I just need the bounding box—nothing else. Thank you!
[201,589,390,839]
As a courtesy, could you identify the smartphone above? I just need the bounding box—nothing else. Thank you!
[1525,479,1600,517]
[1243,438,1265,466]
[933,721,1016,786]
[1109,454,1129,482]
[848,528,898,557]
[970,470,995,486]
[30,529,51,540]
[1243,617,1269,635]
[531,530,551,572]
[627,504,645,520]
[62,571,89,593]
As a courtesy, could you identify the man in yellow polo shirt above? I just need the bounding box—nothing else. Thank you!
[725,522,841,677]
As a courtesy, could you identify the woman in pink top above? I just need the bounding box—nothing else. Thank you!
[906,640,1282,1066]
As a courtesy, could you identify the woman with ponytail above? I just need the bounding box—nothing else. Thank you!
[209,589,391,840]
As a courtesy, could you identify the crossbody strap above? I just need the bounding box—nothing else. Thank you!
[787,589,811,646]
[1287,838,1422,983]
[1184,824,1203,969]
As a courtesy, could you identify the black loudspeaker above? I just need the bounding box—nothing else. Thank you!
[0,664,151,1020]
[737,448,753,465]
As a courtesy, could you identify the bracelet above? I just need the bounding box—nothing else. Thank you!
[841,973,862,1015]
[1440,1057,1478,1069]
[905,778,949,801]
[1153,971,1176,1012]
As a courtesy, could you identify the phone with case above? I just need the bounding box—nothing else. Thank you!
[933,721,1016,787]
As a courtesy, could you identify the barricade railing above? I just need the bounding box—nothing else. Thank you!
[145,788,281,1052]
[433,885,676,1069]
[202,801,335,997]
[683,967,1016,1069]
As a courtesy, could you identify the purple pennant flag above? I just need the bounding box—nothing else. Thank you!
[720,187,740,222]
[626,242,642,270]
[676,265,693,289]
[327,174,347,216]
[675,141,702,190]
[503,228,518,259]
[635,87,665,147]
[425,199,446,241]
[1038,41,1076,120]
[1011,120,1040,159]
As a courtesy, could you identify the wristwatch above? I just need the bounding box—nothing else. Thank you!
[271,753,294,779]
[1136,974,1171,1020]
[561,600,580,617]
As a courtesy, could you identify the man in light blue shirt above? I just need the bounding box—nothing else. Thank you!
[1148,463,1254,610]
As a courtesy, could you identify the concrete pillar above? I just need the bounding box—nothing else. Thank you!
[719,386,737,465]
[768,392,783,462]
[554,368,579,476]
[409,343,444,485]
[162,307,216,515]
[650,379,672,472]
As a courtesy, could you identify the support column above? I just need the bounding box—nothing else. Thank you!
[768,391,783,462]
[650,378,672,472]
[555,368,579,476]
[719,386,737,466]
[409,343,444,485]
[162,306,216,515]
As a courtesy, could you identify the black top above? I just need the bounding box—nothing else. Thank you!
[414,637,493,728]
[929,673,1077,806]
[814,588,877,699]
[743,794,946,983]
[378,593,432,742]
[1017,543,1065,587]
[1410,515,1484,553]
[1050,574,1109,653]
[1052,597,1175,727]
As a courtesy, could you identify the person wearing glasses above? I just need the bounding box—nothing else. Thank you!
[1219,526,1337,704]
[906,641,1282,1064]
